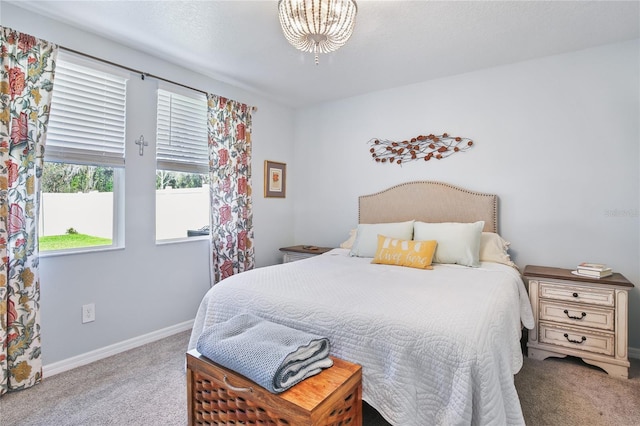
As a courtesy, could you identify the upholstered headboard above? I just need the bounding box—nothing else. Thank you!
[358,181,498,233]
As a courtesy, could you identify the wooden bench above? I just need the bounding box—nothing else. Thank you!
[186,349,362,425]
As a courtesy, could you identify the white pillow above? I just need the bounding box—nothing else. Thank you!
[339,229,357,249]
[480,232,517,268]
[349,221,414,258]
[413,221,484,267]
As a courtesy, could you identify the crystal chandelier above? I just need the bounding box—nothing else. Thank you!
[278,0,358,65]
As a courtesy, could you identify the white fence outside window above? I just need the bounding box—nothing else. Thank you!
[39,186,209,240]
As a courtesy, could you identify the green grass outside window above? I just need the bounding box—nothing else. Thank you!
[39,234,112,251]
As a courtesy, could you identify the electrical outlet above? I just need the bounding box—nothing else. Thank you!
[82,303,95,323]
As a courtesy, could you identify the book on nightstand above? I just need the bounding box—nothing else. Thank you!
[572,262,613,278]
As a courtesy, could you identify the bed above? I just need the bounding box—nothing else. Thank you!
[188,181,535,425]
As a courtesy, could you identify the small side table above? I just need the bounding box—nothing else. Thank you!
[279,245,333,263]
[524,265,634,378]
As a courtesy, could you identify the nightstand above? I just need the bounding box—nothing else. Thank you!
[524,265,634,378]
[279,245,333,263]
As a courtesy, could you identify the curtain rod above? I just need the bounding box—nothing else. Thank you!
[60,46,257,111]
[61,46,206,95]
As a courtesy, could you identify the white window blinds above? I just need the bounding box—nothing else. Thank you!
[46,53,128,167]
[156,88,208,174]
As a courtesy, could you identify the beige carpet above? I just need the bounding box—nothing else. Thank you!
[0,330,638,425]
[515,355,640,426]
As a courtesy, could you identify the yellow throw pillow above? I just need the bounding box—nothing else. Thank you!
[372,235,437,269]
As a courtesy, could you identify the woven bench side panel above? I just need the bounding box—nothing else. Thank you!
[192,371,360,426]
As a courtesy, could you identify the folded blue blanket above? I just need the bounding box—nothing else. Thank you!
[196,313,333,393]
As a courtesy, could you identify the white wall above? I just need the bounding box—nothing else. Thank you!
[292,40,640,350]
[2,3,295,365]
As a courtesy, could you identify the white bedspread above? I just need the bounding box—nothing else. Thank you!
[188,249,534,426]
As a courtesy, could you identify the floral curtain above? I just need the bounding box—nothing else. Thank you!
[207,94,254,284]
[0,27,57,395]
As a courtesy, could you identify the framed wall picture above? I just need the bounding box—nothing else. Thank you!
[264,160,286,198]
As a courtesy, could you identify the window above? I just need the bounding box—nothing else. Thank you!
[39,52,127,252]
[155,86,209,241]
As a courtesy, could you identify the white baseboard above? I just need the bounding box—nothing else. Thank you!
[629,346,640,360]
[43,319,193,377]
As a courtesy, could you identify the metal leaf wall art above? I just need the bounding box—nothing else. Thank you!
[368,133,473,165]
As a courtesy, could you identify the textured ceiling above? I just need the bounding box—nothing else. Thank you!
[6,1,640,108]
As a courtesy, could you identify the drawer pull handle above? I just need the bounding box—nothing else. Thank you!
[223,375,254,394]
[563,333,586,344]
[572,292,579,298]
[563,310,587,320]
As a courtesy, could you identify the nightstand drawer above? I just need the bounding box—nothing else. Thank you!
[539,281,614,307]
[539,323,614,356]
[539,300,614,331]
[283,252,315,263]
[280,245,333,263]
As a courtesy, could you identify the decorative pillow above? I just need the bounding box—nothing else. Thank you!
[413,221,484,267]
[480,232,517,267]
[372,235,437,269]
[339,229,357,249]
[349,220,414,258]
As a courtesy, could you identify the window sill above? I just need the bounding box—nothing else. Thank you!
[39,245,124,258]
[156,235,209,246]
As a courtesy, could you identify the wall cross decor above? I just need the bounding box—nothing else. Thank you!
[135,135,148,156]
[367,133,473,165]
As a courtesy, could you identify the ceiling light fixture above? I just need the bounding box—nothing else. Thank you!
[278,0,358,65]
